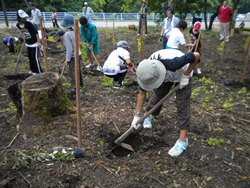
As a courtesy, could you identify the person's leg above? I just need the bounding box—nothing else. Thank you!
[163,37,168,49]
[138,16,142,35]
[33,47,42,73]
[219,22,224,40]
[52,20,55,28]
[225,22,230,41]
[175,80,192,142]
[27,47,35,72]
[145,16,148,35]
[55,19,59,28]
[117,71,127,85]
[68,58,76,89]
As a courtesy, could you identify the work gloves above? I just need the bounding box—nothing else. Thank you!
[131,115,140,129]
[180,75,190,89]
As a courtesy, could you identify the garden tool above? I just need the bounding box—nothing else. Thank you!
[13,40,26,75]
[114,84,180,151]
[83,42,102,68]
[118,55,136,74]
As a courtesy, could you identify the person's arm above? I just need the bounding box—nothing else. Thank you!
[80,25,88,43]
[63,33,73,63]
[136,90,147,113]
[90,26,98,46]
[36,33,41,47]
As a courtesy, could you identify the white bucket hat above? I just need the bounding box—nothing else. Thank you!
[137,59,166,91]
[18,10,29,18]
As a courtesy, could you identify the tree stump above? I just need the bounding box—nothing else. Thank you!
[8,72,75,136]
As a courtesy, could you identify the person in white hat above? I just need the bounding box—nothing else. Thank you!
[83,2,94,18]
[132,49,200,157]
[103,41,133,88]
[16,9,42,74]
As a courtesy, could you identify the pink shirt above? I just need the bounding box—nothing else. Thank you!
[219,6,232,23]
[52,12,56,19]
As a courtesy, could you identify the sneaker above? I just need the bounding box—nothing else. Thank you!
[85,64,95,69]
[113,82,121,89]
[143,115,152,129]
[225,38,229,42]
[196,68,202,74]
[168,138,188,157]
[219,37,224,41]
[137,33,140,36]
[145,34,148,37]
[96,65,103,72]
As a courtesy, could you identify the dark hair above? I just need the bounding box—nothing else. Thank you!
[177,20,187,30]
[167,8,174,14]
[79,16,88,26]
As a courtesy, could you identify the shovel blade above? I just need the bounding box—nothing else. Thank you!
[120,142,134,152]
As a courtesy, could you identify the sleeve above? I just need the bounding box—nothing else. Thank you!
[160,53,195,71]
[174,17,180,27]
[80,25,88,43]
[179,33,186,45]
[38,9,42,17]
[121,50,130,60]
[90,26,98,46]
[63,34,74,62]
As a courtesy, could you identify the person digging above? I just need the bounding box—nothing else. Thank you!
[131,49,200,157]
[103,41,135,88]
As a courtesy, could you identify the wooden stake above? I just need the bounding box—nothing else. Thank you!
[241,36,250,83]
[39,17,48,72]
[13,41,25,74]
[140,18,144,62]
[112,21,115,50]
[74,19,82,148]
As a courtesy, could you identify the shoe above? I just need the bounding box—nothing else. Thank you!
[28,71,32,75]
[219,37,224,41]
[113,82,121,89]
[137,33,140,36]
[96,65,103,72]
[32,72,37,75]
[143,115,152,129]
[196,68,201,74]
[168,138,188,157]
[225,38,229,42]
[145,34,148,37]
[85,64,95,69]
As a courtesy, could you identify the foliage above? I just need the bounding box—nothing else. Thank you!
[0,103,16,113]
[207,137,225,146]
[102,76,113,87]
[50,149,73,161]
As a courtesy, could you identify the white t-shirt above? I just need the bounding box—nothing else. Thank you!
[166,28,186,49]
[103,47,130,75]
[149,49,192,82]
[31,8,42,25]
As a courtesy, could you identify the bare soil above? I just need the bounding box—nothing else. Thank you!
[0,26,249,188]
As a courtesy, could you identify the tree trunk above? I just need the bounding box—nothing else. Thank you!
[208,5,220,30]
[241,36,250,83]
[204,0,208,29]
[230,0,240,37]
[8,72,75,135]
[0,0,9,27]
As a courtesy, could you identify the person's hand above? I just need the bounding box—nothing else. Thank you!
[180,75,190,89]
[159,36,163,41]
[64,61,69,67]
[37,42,41,48]
[7,42,10,46]
[131,115,141,129]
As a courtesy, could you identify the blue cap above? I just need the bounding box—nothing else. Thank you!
[61,15,74,29]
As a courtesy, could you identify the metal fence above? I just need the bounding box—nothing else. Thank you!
[0,11,160,22]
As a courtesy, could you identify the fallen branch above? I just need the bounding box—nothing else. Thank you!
[99,164,118,177]
[1,132,20,155]
[18,171,32,187]
[112,121,121,134]
[223,161,243,171]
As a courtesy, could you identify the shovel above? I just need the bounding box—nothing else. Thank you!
[114,84,180,151]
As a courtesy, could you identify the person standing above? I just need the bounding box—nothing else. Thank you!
[61,15,83,97]
[83,2,94,19]
[131,49,200,157]
[30,3,42,29]
[52,10,59,28]
[82,7,91,22]
[16,10,42,74]
[160,8,179,49]
[79,16,102,72]
[137,0,148,37]
[219,0,232,42]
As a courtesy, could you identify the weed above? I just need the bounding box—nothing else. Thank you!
[137,37,141,52]
[102,76,113,87]
[155,160,162,171]
[50,149,73,161]
[199,76,212,84]
[111,166,121,174]
[0,102,16,113]
[223,100,233,111]
[207,137,225,146]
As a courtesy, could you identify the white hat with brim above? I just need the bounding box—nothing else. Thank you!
[18,10,29,18]
[137,59,166,91]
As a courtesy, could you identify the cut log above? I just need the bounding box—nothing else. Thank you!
[8,72,75,135]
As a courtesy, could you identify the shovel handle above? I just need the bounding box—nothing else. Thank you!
[115,84,180,144]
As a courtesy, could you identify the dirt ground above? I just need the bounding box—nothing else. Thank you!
[0,25,249,188]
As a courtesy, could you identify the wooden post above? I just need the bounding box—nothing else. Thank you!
[74,19,82,148]
[39,17,48,72]
[241,36,250,83]
[0,0,9,27]
[140,18,144,62]
[105,20,108,40]
[112,21,115,50]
